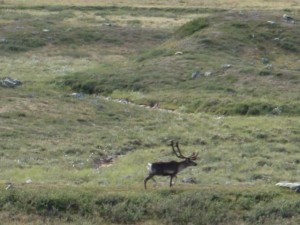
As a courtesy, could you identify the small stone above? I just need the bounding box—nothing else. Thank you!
[182,177,197,184]
[175,51,183,55]
[267,21,276,25]
[25,178,32,184]
[204,71,213,76]
[5,182,13,190]
[0,77,22,88]
[283,14,295,24]
[221,64,231,69]
[261,57,269,64]
[276,181,300,192]
[191,71,202,79]
[70,92,84,98]
[272,107,282,115]
[265,64,273,70]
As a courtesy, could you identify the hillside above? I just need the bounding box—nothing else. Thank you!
[0,1,300,224]
[61,10,300,115]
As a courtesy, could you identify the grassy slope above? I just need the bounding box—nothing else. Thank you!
[1,1,300,224]
[62,11,300,115]
[3,0,300,9]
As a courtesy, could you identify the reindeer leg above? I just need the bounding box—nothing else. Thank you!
[144,174,156,190]
[151,177,157,187]
[173,175,177,185]
[170,175,174,187]
[170,175,178,187]
[144,175,151,190]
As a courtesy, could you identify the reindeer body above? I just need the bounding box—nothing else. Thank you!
[144,141,198,189]
[147,160,195,176]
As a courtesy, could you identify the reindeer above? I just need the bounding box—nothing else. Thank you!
[144,141,198,189]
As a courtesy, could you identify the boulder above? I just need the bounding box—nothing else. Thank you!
[191,71,202,79]
[175,51,183,55]
[221,64,231,69]
[0,77,22,88]
[182,177,197,184]
[283,14,295,24]
[261,57,270,64]
[276,181,300,193]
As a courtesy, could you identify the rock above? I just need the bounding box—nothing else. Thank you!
[103,156,113,164]
[70,92,84,98]
[204,71,213,76]
[261,57,269,64]
[175,51,183,55]
[267,20,276,25]
[182,177,197,184]
[42,29,50,32]
[25,178,32,184]
[276,181,300,192]
[283,14,295,24]
[265,64,273,70]
[221,64,231,69]
[92,156,114,169]
[272,107,282,115]
[0,38,6,43]
[191,71,202,79]
[0,77,22,88]
[5,182,13,190]
[117,99,129,104]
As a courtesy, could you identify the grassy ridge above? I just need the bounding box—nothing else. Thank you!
[2,90,300,189]
[3,0,300,10]
[61,11,300,115]
[1,186,300,225]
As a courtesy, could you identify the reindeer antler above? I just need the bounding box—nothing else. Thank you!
[171,140,184,159]
[189,152,199,160]
[170,141,198,160]
[170,141,188,159]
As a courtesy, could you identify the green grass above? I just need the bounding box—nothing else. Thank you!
[1,1,300,224]
[2,186,300,225]
[59,10,300,115]
[175,17,209,38]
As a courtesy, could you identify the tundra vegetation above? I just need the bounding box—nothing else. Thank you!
[0,0,300,224]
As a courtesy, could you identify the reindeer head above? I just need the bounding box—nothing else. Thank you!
[184,157,198,166]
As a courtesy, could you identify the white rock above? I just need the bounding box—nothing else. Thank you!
[204,71,213,76]
[25,178,32,184]
[175,51,183,55]
[221,64,231,69]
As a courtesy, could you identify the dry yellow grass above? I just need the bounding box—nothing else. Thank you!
[4,0,300,9]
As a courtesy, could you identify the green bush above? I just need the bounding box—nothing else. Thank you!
[246,200,300,223]
[175,17,209,38]
[135,48,168,62]
[1,187,300,225]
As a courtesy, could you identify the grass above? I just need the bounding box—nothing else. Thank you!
[2,0,300,10]
[1,185,300,225]
[175,17,209,38]
[1,0,300,224]
[59,10,300,115]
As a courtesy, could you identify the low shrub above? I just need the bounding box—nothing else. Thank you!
[175,17,209,38]
[1,188,292,225]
